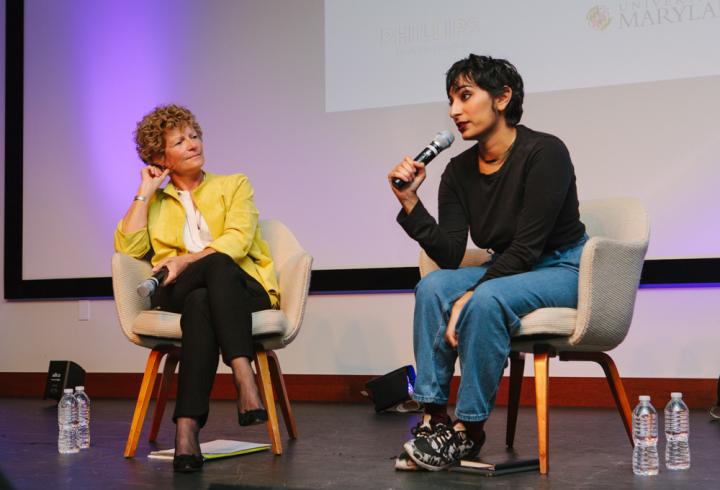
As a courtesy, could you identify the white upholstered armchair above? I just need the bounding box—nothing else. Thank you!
[419,198,650,474]
[112,219,312,457]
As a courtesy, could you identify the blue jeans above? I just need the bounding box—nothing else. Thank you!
[412,236,587,422]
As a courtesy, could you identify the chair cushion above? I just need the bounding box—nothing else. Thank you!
[132,309,289,339]
[515,307,577,337]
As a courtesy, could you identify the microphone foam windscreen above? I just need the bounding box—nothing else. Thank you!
[434,130,454,150]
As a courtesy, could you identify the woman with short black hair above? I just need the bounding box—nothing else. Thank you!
[389,55,587,471]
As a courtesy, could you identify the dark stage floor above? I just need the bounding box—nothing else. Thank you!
[0,398,718,489]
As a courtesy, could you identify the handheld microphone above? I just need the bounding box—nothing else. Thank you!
[392,130,455,189]
[136,267,169,297]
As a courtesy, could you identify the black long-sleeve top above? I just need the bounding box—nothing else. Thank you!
[397,125,585,285]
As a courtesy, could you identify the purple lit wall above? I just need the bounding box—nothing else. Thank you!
[23,0,186,278]
[20,0,720,280]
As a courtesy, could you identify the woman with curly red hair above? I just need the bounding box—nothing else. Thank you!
[115,104,279,472]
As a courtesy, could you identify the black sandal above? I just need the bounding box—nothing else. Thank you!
[238,408,268,426]
[173,454,204,473]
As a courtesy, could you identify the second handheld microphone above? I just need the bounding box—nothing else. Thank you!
[136,267,169,298]
[392,130,455,190]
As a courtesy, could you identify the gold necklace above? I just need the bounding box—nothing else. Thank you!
[480,136,516,165]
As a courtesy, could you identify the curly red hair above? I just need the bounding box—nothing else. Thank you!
[134,104,203,164]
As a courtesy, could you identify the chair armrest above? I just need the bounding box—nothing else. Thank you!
[569,235,649,349]
[276,251,313,347]
[111,253,153,345]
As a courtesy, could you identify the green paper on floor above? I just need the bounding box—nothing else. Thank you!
[148,439,270,461]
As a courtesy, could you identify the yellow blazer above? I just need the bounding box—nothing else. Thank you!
[114,172,279,307]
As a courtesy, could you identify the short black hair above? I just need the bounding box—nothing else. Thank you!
[446,54,524,126]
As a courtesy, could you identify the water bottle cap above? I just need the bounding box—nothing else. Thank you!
[63,388,74,394]
[75,386,85,391]
[671,392,682,398]
[639,395,650,402]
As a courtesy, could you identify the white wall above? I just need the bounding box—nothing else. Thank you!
[1,285,719,378]
[2,1,718,380]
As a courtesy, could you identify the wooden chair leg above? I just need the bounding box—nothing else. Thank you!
[124,348,165,458]
[506,351,525,448]
[267,350,298,439]
[254,350,282,455]
[533,352,550,475]
[148,348,180,442]
[560,351,633,446]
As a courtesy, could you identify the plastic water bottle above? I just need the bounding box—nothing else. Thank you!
[74,386,91,449]
[58,388,79,454]
[632,395,658,475]
[664,392,690,470]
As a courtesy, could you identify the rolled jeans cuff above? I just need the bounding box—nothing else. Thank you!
[412,393,449,405]
[454,410,489,422]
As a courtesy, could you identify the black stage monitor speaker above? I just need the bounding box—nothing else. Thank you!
[44,361,86,401]
[364,365,416,412]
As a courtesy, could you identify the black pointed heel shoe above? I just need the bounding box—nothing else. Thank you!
[238,408,268,426]
[173,454,204,473]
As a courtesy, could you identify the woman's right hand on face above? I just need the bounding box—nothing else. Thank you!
[137,165,170,199]
[388,156,426,200]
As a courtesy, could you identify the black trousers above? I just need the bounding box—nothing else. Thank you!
[152,253,272,426]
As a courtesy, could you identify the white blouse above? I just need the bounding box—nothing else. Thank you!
[177,190,213,253]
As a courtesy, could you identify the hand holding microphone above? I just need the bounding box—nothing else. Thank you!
[136,267,169,297]
[389,130,455,190]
